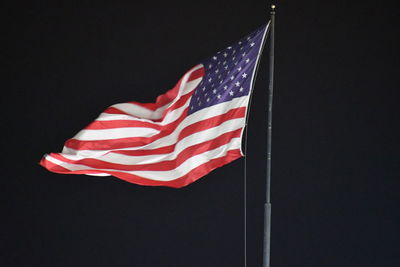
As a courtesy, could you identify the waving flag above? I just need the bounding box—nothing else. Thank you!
[40,23,270,188]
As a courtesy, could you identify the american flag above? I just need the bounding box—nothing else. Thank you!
[40,23,270,188]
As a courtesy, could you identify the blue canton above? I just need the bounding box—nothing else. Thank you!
[188,24,268,114]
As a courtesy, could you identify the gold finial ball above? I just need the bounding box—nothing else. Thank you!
[271,5,276,9]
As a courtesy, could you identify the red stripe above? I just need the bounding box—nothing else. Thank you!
[188,66,205,82]
[65,107,246,151]
[102,107,126,115]
[85,120,162,130]
[125,102,159,111]
[48,129,242,171]
[40,149,242,188]
[114,145,174,156]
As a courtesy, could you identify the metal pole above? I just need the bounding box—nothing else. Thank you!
[263,4,275,267]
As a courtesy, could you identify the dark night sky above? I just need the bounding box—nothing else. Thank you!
[4,1,400,266]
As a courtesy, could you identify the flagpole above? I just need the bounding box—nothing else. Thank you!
[263,4,275,267]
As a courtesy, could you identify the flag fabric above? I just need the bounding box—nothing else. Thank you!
[40,23,270,188]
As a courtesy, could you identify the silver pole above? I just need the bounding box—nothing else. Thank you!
[263,4,275,267]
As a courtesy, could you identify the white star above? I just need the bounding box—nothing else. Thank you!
[223,85,228,90]
[217,94,222,99]
[224,66,228,70]
[230,75,234,80]
[239,87,244,92]
[223,52,228,57]
[205,92,208,96]
[218,74,222,79]
[247,36,251,40]
[215,69,219,73]
[237,67,242,72]
[213,56,217,60]
[242,52,246,57]
[232,50,236,54]
[238,41,242,45]
[202,87,206,91]
[223,61,227,65]
[190,106,194,110]
[213,89,217,94]
[240,46,244,50]
[232,56,236,60]
[206,97,210,102]
[234,62,238,65]
[198,101,201,105]
[245,58,250,63]
[219,80,223,84]
[235,81,240,87]
[250,42,255,47]
[208,64,212,68]
[227,46,232,49]
[242,73,248,78]
[229,90,234,96]
[208,78,212,82]
[197,97,200,101]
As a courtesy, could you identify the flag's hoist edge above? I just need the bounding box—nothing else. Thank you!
[40,23,270,188]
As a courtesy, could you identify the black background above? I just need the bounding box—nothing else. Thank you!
[4,0,400,266]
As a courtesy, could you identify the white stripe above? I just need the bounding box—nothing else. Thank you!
[46,137,241,181]
[73,127,159,141]
[109,103,164,121]
[96,114,151,122]
[86,173,110,176]
[61,117,245,164]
